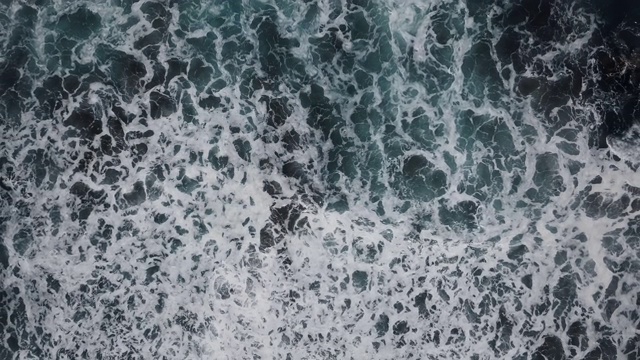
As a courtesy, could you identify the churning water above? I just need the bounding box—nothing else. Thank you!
[1,0,640,358]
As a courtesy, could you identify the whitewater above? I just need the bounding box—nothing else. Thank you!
[1,0,639,359]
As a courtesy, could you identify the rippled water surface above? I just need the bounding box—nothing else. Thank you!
[1,0,640,358]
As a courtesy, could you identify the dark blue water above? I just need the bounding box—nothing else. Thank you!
[1,0,639,358]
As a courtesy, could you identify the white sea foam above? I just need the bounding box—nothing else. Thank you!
[0,0,638,359]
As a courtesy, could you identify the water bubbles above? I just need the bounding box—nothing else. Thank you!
[0,0,638,358]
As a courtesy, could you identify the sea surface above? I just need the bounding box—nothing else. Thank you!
[1,0,640,359]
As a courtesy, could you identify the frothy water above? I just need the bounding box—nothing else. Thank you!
[1,0,640,359]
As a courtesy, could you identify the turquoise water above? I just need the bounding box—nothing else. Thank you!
[1,0,640,359]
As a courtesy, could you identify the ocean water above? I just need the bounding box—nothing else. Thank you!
[1,0,640,358]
